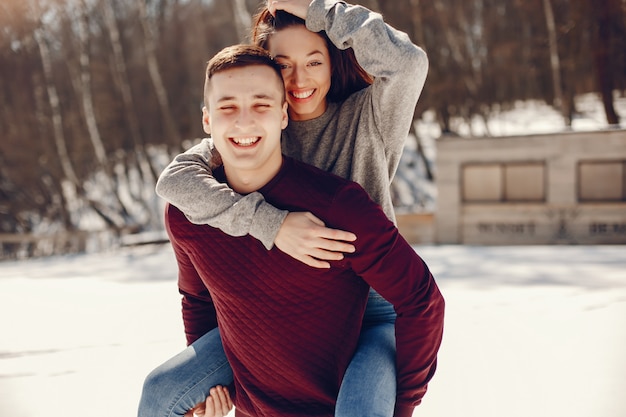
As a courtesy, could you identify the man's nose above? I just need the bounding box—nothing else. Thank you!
[235,108,254,127]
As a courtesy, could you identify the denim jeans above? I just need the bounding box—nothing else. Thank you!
[138,289,397,417]
[336,290,397,417]
[138,329,233,417]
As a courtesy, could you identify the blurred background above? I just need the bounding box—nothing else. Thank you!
[1,0,625,259]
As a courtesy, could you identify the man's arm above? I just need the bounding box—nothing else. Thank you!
[330,183,445,417]
[165,203,218,345]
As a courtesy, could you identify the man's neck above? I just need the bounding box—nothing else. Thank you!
[223,156,283,194]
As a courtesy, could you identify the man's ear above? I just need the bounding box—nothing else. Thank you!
[281,102,288,130]
[202,106,211,135]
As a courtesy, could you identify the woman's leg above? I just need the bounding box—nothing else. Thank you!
[335,290,397,417]
[138,327,234,417]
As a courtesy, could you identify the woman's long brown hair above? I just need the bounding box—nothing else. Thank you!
[250,9,373,103]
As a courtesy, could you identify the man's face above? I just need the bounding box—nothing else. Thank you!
[268,25,332,121]
[203,65,288,178]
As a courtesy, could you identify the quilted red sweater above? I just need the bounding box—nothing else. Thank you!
[165,157,444,417]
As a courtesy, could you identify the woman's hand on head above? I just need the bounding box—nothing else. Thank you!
[184,386,233,417]
[267,0,310,20]
[274,212,357,269]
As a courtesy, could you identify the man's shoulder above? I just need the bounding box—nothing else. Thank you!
[285,157,364,195]
[289,157,348,181]
[279,157,372,212]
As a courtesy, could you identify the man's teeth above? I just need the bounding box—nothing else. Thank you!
[292,89,314,99]
[233,137,259,146]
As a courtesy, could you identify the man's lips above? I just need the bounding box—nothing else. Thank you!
[230,136,260,147]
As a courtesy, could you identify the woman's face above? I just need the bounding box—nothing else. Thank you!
[268,25,332,121]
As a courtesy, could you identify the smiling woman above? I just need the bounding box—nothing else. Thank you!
[268,25,333,121]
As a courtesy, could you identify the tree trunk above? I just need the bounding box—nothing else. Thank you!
[408,0,426,47]
[590,0,620,125]
[232,0,252,42]
[34,29,80,188]
[102,0,158,183]
[74,1,135,229]
[433,0,478,96]
[77,0,109,169]
[33,27,82,233]
[542,0,566,124]
[138,0,182,145]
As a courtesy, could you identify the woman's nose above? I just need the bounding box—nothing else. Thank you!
[292,65,306,86]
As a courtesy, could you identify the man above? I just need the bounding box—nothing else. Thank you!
[159,44,444,417]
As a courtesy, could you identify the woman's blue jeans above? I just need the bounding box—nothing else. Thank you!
[138,290,397,417]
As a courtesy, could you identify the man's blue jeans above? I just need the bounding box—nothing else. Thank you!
[138,290,397,417]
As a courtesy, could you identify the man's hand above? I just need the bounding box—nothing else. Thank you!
[267,0,310,19]
[184,386,233,417]
[274,212,357,268]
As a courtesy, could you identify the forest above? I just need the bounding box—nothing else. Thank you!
[1,0,625,258]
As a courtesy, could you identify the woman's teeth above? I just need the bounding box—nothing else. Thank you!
[291,89,314,99]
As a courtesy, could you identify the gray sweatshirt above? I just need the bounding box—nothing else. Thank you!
[155,0,428,249]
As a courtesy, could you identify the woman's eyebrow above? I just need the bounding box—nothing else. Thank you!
[274,49,325,59]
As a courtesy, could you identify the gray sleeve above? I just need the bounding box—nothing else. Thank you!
[155,139,287,249]
[307,0,428,160]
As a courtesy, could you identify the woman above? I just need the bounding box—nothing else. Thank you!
[142,1,428,416]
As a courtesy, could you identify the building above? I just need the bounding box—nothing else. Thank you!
[435,129,626,244]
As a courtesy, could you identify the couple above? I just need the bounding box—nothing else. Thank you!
[140,1,444,416]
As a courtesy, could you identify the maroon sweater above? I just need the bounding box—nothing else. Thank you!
[165,157,444,417]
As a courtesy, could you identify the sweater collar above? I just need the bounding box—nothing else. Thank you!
[285,101,339,132]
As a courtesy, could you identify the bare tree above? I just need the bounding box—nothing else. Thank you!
[101,0,158,183]
[232,0,252,41]
[588,0,621,125]
[433,0,479,97]
[75,0,109,171]
[542,0,566,123]
[138,0,182,145]
[34,28,80,189]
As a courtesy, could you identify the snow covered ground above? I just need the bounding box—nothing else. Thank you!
[1,243,624,417]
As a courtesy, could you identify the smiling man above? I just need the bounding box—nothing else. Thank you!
[153,44,444,417]
[201,49,288,189]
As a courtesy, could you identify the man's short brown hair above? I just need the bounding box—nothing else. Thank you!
[204,44,285,107]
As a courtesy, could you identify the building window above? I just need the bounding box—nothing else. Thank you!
[463,162,545,203]
[578,160,626,202]
[462,164,502,202]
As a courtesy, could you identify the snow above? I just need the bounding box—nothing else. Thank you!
[1,243,625,417]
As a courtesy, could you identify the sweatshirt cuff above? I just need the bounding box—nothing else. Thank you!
[249,203,288,250]
[393,402,415,417]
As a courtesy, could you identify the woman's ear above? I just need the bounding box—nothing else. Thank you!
[202,106,211,135]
